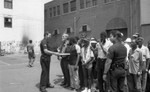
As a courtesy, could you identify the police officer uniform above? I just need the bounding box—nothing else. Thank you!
[39,37,54,92]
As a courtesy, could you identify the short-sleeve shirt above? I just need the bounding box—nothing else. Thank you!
[81,46,94,64]
[27,43,34,53]
[107,43,127,64]
[128,48,142,74]
[138,45,150,62]
[96,39,113,59]
[40,38,50,57]
[68,44,81,65]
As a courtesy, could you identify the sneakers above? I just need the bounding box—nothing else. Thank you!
[81,88,88,92]
[87,89,91,92]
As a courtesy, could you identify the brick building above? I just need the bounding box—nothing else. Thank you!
[44,0,150,47]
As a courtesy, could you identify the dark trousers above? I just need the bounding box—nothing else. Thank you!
[40,55,50,88]
[110,67,126,92]
[82,65,92,89]
[60,58,70,85]
[97,58,106,92]
[78,60,84,88]
[92,59,97,79]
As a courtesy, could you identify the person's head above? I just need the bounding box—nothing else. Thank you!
[29,40,32,43]
[148,40,150,50]
[68,37,77,45]
[44,32,51,38]
[130,41,137,50]
[82,39,90,48]
[100,32,107,43]
[90,38,97,48]
[109,30,123,43]
[80,33,87,39]
[62,33,69,41]
[137,37,144,47]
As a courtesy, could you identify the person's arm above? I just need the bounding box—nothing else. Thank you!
[103,58,112,74]
[75,45,81,66]
[146,47,150,70]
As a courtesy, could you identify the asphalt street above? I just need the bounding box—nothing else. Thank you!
[0,54,75,92]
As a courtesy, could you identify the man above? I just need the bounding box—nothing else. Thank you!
[128,41,142,92]
[57,33,70,88]
[27,40,35,67]
[103,30,127,92]
[96,32,112,92]
[137,37,150,92]
[39,32,55,92]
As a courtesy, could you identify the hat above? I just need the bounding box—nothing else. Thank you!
[125,38,131,43]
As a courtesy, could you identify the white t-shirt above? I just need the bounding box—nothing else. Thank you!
[75,44,81,54]
[138,45,150,62]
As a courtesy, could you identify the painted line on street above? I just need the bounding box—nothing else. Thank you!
[0,60,10,66]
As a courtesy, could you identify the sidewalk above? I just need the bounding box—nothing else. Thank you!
[0,54,74,92]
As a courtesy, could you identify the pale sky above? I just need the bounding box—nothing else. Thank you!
[44,0,53,3]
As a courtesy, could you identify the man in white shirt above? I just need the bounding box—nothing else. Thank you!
[137,37,150,92]
[96,32,112,92]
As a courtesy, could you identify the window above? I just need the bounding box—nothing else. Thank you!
[82,25,87,32]
[53,7,56,16]
[49,8,52,17]
[92,0,97,6]
[57,5,60,15]
[4,17,12,28]
[53,29,59,35]
[66,28,73,34]
[70,0,76,12]
[4,0,13,9]
[86,0,91,8]
[63,3,69,13]
[80,0,85,9]
[104,0,114,3]
[44,9,47,20]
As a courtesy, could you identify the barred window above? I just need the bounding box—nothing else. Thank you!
[4,17,12,28]
[53,7,56,16]
[92,0,97,6]
[70,0,76,12]
[63,3,69,13]
[57,5,60,15]
[49,8,52,17]
[82,25,87,32]
[4,0,13,9]
[86,0,91,8]
[44,9,47,20]
[80,0,85,9]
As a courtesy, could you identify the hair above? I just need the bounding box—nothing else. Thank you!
[29,40,32,43]
[100,31,107,38]
[68,37,77,45]
[110,30,123,41]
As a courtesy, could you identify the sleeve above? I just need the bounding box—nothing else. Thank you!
[90,49,94,57]
[146,47,150,59]
[75,44,81,54]
[107,46,114,59]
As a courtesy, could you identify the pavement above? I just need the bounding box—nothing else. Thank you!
[0,54,76,92]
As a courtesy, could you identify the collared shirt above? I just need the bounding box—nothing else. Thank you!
[138,45,150,62]
[96,39,113,59]
[81,46,94,64]
[128,48,142,74]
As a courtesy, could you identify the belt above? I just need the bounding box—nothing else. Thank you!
[98,58,107,60]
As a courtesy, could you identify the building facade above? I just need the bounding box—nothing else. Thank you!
[0,0,44,53]
[45,0,150,47]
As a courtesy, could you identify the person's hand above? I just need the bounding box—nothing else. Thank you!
[137,72,142,75]
[103,74,107,81]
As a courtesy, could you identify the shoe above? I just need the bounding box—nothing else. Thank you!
[68,87,75,90]
[81,88,88,92]
[63,84,70,88]
[39,87,47,92]
[60,83,66,86]
[46,84,54,88]
[88,89,91,92]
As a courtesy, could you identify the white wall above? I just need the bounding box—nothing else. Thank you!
[0,0,44,42]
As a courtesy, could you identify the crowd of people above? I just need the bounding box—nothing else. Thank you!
[37,30,150,92]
